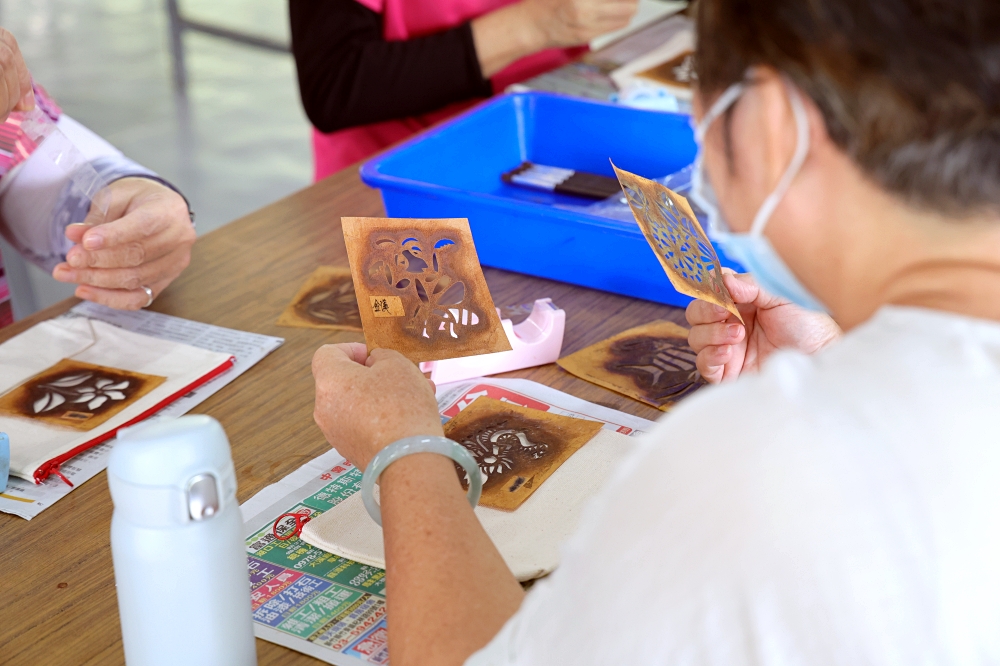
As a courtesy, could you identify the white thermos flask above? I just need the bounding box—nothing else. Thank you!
[108,415,257,666]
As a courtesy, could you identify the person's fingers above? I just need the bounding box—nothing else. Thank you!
[365,347,412,369]
[0,42,22,118]
[15,86,34,112]
[688,321,745,352]
[0,29,30,115]
[74,278,169,311]
[78,204,174,252]
[695,345,731,384]
[53,246,189,290]
[312,343,370,378]
[63,223,89,245]
[66,220,191,269]
[686,299,732,326]
[724,271,790,310]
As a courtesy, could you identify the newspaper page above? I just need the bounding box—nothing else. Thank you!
[238,378,655,664]
[0,302,283,519]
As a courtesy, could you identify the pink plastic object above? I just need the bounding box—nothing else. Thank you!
[419,299,566,384]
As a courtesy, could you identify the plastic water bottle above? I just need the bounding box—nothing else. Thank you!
[108,415,257,666]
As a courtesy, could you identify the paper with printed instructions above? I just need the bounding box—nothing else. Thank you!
[0,302,282,520]
[342,217,511,364]
[612,164,743,322]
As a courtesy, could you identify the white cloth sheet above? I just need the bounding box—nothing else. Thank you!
[301,429,635,581]
[467,306,1000,665]
[0,317,232,481]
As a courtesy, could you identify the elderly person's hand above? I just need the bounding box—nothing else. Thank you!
[0,28,34,121]
[51,177,195,310]
[524,0,639,47]
[312,343,443,470]
[687,271,842,383]
[472,0,638,78]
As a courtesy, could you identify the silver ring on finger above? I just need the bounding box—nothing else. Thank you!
[141,285,154,308]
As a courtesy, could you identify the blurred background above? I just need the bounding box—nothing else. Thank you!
[0,0,312,311]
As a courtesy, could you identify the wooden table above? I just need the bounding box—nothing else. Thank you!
[0,166,685,665]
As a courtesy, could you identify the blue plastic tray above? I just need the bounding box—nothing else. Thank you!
[360,92,740,307]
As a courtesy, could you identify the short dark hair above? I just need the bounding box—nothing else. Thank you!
[695,0,1000,216]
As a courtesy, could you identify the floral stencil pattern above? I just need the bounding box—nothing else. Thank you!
[0,359,165,431]
[612,165,742,322]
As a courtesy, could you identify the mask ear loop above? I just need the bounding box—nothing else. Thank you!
[694,82,747,142]
[749,80,811,236]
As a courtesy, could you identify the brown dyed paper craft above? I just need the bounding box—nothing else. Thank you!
[444,397,603,511]
[342,217,512,364]
[277,266,363,331]
[0,358,166,431]
[612,164,742,322]
[558,320,704,411]
[636,50,696,92]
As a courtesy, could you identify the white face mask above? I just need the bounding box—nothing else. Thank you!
[689,78,828,313]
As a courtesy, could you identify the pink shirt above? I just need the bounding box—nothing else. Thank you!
[311,0,581,180]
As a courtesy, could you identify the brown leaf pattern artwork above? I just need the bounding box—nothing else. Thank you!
[277,266,363,331]
[604,335,703,405]
[0,359,166,431]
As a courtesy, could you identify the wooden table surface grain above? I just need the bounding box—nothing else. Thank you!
[0,166,685,665]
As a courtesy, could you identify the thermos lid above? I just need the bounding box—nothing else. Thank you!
[111,415,233,487]
[108,416,238,526]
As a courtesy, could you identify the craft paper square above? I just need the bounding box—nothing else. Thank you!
[612,164,742,322]
[0,359,165,431]
[557,320,704,411]
[444,397,603,511]
[277,266,363,331]
[342,217,511,364]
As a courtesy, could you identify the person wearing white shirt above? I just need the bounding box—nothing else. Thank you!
[0,28,195,321]
[307,0,1000,663]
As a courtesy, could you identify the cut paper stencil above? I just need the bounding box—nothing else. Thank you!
[444,397,602,511]
[277,266,363,331]
[0,358,166,431]
[558,320,704,411]
[612,164,742,322]
[342,217,511,364]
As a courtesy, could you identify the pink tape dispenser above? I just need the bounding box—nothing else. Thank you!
[419,299,566,384]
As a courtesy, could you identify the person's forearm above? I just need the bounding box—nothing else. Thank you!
[381,452,524,666]
[471,3,550,78]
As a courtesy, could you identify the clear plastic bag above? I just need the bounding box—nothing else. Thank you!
[17,107,113,265]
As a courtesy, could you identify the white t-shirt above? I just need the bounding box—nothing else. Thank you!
[467,306,1000,665]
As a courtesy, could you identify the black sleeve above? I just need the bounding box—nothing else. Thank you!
[289,0,494,133]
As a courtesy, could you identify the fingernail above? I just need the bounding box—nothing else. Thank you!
[727,324,741,338]
[68,252,85,268]
[83,233,103,250]
[53,266,74,281]
[712,304,727,315]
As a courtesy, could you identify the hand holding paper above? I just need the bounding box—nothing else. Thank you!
[53,177,195,310]
[686,271,842,383]
[612,163,743,322]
